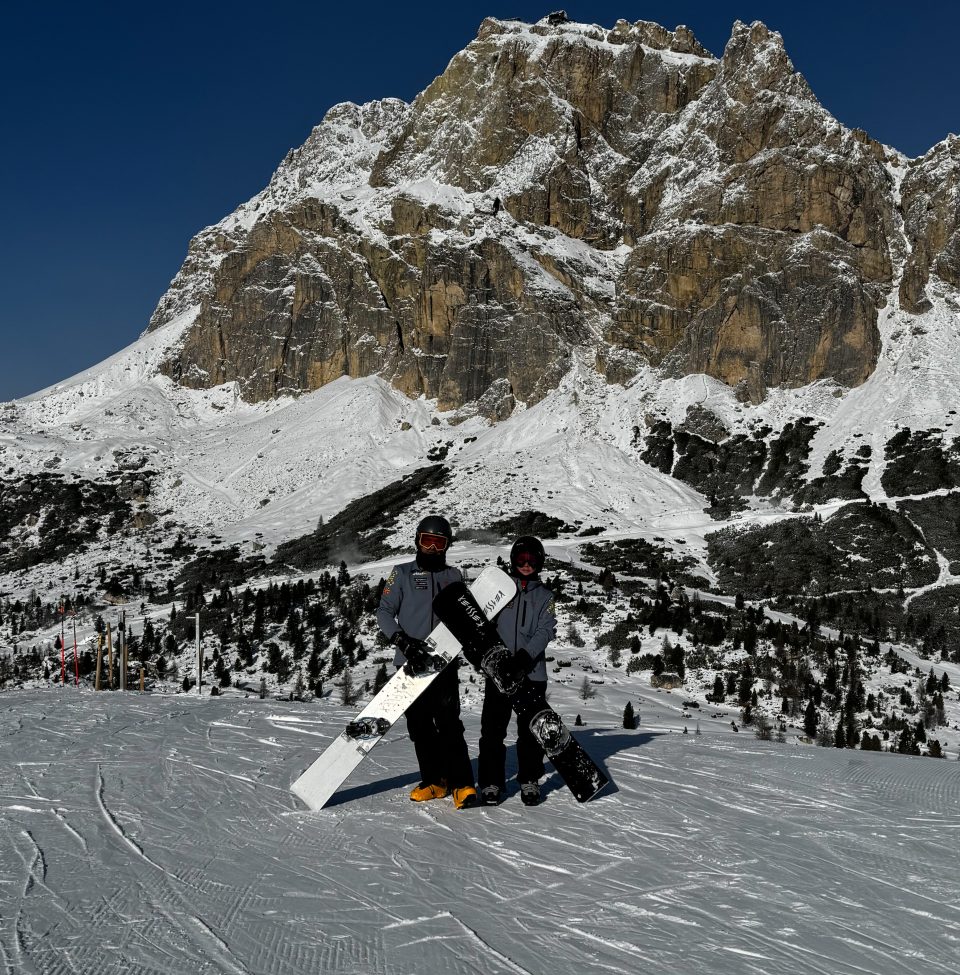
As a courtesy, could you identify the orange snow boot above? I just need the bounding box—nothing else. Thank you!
[452,785,479,810]
[409,780,448,802]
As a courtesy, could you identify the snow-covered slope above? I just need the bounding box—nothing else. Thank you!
[2,282,957,563]
[2,689,958,974]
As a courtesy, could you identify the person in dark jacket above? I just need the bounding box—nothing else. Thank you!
[478,535,556,807]
[376,515,478,809]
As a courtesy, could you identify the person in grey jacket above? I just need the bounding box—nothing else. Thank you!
[376,515,478,809]
[478,535,557,807]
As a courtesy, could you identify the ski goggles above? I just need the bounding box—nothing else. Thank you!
[513,551,537,567]
[417,531,449,553]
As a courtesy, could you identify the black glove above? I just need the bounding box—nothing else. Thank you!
[392,632,434,674]
[518,648,538,675]
[502,651,530,684]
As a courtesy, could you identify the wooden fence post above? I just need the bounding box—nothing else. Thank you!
[139,667,145,693]
[95,635,103,692]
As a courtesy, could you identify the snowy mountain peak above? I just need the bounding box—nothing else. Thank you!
[1,14,959,674]
[134,13,960,421]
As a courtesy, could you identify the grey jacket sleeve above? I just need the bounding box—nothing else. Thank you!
[524,589,557,660]
[376,565,403,640]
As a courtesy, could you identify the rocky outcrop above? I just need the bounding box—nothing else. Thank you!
[147,15,953,414]
[899,136,960,312]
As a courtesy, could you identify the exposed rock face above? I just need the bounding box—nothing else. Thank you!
[899,136,960,313]
[148,15,954,413]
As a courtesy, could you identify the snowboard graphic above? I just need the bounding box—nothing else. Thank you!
[433,581,610,803]
[291,565,515,810]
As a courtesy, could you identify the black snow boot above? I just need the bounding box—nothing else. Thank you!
[520,782,541,806]
[480,785,503,806]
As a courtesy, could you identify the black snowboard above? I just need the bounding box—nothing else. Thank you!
[433,580,609,803]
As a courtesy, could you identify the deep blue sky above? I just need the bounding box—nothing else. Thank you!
[1,1,956,401]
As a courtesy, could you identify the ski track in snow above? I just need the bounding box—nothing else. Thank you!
[0,691,959,973]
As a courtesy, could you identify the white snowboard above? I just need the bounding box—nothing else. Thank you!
[291,565,515,810]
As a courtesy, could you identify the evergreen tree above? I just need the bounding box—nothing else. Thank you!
[265,643,292,683]
[816,718,834,747]
[339,666,356,706]
[622,701,636,729]
[306,646,322,683]
[834,721,847,748]
[842,694,859,748]
[897,725,917,755]
[860,732,881,752]
[738,661,754,705]
[803,699,818,738]
[711,674,725,702]
[753,713,773,740]
[915,718,927,744]
[252,602,265,642]
[285,608,306,661]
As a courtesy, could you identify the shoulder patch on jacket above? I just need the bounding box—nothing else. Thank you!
[383,568,398,595]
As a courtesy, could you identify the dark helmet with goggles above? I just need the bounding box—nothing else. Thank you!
[510,535,545,574]
[415,515,453,553]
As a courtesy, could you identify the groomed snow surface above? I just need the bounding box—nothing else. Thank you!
[2,688,959,974]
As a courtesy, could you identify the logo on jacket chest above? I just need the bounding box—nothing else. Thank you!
[412,573,430,591]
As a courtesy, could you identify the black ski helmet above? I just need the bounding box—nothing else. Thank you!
[415,515,453,552]
[510,535,545,574]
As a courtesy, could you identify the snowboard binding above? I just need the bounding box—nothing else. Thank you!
[345,717,391,739]
[529,708,572,758]
[480,645,525,696]
[402,652,446,676]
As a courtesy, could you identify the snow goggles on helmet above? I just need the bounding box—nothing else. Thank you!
[512,550,537,566]
[417,531,449,553]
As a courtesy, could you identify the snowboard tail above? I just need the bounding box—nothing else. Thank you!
[291,565,515,810]
[433,581,610,803]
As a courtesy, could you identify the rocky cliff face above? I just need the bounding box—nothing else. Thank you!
[148,13,959,413]
[899,135,960,313]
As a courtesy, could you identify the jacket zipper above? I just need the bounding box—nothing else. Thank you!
[514,580,524,650]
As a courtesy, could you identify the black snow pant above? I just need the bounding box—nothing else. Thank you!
[478,678,547,789]
[404,664,474,789]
